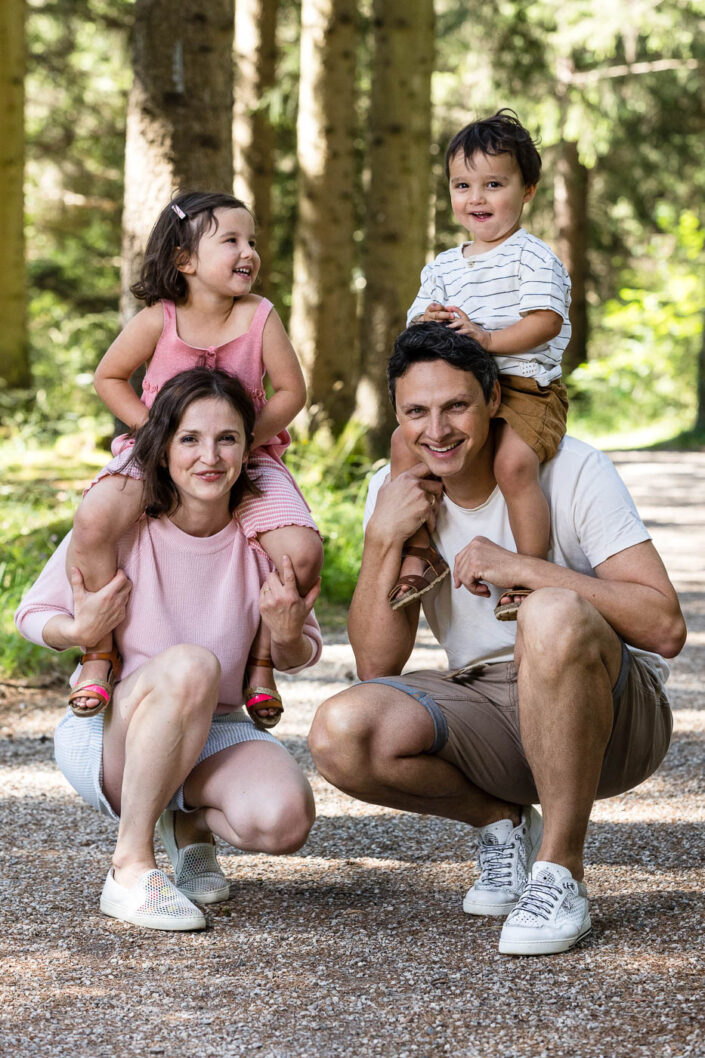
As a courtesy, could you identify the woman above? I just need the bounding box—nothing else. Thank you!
[15,369,321,931]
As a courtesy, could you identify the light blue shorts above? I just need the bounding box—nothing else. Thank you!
[54,707,279,822]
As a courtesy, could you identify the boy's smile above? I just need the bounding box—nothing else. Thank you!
[448,150,536,256]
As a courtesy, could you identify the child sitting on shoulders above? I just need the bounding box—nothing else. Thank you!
[389,108,570,620]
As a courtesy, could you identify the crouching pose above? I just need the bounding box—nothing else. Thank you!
[16,369,320,931]
[309,324,685,956]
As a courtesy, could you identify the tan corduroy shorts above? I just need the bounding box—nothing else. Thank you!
[365,648,672,806]
[496,375,569,463]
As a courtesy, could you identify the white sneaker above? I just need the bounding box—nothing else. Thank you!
[463,805,543,916]
[157,809,231,904]
[100,868,206,931]
[498,861,592,955]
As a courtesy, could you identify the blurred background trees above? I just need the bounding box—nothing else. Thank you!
[4,0,705,445]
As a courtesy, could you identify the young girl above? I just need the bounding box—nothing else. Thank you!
[67,190,323,725]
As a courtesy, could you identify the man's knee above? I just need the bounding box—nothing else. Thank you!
[517,588,605,670]
[309,689,377,790]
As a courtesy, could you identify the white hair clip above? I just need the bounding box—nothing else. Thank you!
[171,203,187,220]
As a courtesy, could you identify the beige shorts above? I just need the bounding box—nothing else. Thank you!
[496,375,569,463]
[365,646,672,806]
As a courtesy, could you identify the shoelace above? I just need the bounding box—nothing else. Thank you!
[513,878,563,920]
[478,840,515,884]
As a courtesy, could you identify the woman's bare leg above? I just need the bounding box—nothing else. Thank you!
[101,644,221,887]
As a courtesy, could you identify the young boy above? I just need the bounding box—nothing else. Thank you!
[389,109,571,620]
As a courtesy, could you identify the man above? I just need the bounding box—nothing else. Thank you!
[309,323,686,956]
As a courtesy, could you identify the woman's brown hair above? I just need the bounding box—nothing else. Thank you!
[129,368,260,517]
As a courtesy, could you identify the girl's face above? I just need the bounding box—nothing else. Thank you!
[448,150,536,254]
[180,207,261,298]
[166,396,248,512]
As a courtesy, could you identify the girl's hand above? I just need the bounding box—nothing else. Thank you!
[70,567,132,646]
[259,555,320,647]
[422,301,455,323]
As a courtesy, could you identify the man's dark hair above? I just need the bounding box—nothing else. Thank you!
[444,109,541,188]
[387,323,499,407]
[129,368,259,517]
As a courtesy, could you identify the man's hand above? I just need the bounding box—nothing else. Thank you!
[367,464,444,546]
[260,555,320,648]
[444,305,491,348]
[453,536,523,597]
[70,567,132,646]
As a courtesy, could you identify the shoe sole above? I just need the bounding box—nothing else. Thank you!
[389,566,450,610]
[463,897,518,916]
[177,882,231,905]
[100,897,206,931]
[498,916,592,956]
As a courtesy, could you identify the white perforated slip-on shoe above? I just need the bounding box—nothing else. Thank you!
[463,805,543,917]
[498,860,591,955]
[157,809,231,904]
[100,868,206,931]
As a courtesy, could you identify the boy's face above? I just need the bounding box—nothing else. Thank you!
[448,150,536,253]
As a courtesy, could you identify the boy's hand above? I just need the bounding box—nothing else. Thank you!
[444,306,492,348]
[422,301,455,323]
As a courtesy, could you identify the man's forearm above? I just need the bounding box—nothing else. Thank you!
[348,528,418,679]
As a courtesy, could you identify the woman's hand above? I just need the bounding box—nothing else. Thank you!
[260,556,320,665]
[70,567,132,647]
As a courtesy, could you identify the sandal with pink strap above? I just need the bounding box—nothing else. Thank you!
[68,648,123,718]
[494,587,533,622]
[244,654,284,730]
[388,544,450,611]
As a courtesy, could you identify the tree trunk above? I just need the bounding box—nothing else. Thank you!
[121,0,235,325]
[554,139,589,375]
[357,0,435,455]
[0,0,29,389]
[233,0,278,293]
[289,0,359,435]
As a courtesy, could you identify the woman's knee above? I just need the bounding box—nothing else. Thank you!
[235,784,315,854]
[152,645,221,710]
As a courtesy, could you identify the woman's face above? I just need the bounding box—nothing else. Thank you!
[166,396,248,509]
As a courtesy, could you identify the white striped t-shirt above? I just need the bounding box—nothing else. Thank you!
[406,228,571,386]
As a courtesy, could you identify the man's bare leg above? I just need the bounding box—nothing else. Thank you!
[514,587,622,881]
[309,684,519,827]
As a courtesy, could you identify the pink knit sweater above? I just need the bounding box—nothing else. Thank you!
[15,516,322,708]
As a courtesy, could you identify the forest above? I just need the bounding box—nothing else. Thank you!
[1,0,704,673]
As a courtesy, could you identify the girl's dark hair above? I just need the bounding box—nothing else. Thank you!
[130,190,253,305]
[444,109,542,188]
[130,368,260,518]
[387,323,499,407]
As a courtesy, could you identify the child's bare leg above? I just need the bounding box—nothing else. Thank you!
[66,475,144,710]
[247,526,324,724]
[388,427,448,608]
[493,422,550,616]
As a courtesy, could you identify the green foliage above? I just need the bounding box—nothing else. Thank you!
[0,437,105,675]
[287,423,381,605]
[569,209,704,434]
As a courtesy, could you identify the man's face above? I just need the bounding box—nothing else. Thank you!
[395,359,500,484]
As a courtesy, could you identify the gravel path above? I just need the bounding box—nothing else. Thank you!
[1,451,703,1058]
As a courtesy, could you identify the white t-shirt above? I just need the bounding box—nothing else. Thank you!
[363,436,669,681]
[406,228,571,386]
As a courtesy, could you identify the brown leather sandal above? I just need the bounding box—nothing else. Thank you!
[68,648,123,718]
[244,654,284,730]
[494,587,533,622]
[388,545,450,611]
